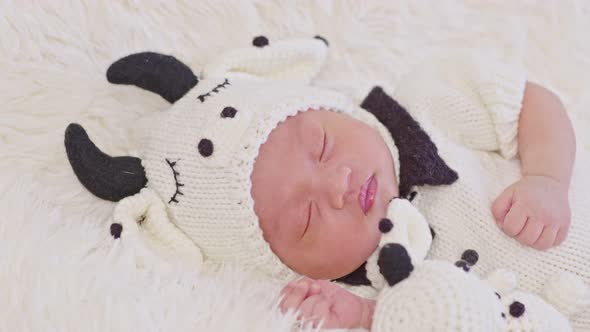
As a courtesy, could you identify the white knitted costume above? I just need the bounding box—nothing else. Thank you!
[372,261,589,332]
[65,36,590,330]
[390,53,590,329]
[366,195,589,332]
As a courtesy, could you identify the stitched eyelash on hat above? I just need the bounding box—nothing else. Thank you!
[165,159,184,204]
[197,79,230,102]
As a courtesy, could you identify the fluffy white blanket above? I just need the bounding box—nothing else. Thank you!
[1,1,589,331]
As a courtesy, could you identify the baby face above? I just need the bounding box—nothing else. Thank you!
[250,109,398,279]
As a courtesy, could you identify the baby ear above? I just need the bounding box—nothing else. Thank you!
[203,36,329,84]
[360,87,458,198]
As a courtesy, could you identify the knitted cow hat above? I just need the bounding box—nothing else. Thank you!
[65,36,457,281]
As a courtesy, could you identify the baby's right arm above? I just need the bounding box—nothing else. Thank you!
[393,52,575,249]
[492,82,575,249]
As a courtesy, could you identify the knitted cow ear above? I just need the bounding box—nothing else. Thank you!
[107,52,198,103]
[203,37,328,84]
[360,87,458,198]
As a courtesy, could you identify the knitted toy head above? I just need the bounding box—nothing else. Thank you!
[364,206,590,332]
[64,36,458,280]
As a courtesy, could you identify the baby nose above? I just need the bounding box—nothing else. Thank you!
[323,165,351,208]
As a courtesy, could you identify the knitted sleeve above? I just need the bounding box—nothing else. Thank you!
[392,52,527,159]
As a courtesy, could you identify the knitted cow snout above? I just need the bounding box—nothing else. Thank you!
[364,198,433,290]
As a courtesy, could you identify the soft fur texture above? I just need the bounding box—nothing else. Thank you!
[1,1,590,331]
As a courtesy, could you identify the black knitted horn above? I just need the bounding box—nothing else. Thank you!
[64,123,147,202]
[106,52,198,103]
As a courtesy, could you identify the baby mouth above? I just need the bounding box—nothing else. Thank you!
[359,174,377,216]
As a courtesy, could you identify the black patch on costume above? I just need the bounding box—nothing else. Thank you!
[455,260,470,272]
[110,223,123,239]
[65,123,147,202]
[197,79,230,103]
[379,218,393,233]
[165,159,184,204]
[360,86,459,198]
[107,52,198,104]
[198,139,214,157]
[314,35,329,47]
[221,106,238,118]
[501,313,506,319]
[509,301,526,317]
[429,225,436,239]
[252,36,269,47]
[378,243,414,286]
[495,292,501,299]
[461,249,479,266]
[407,191,418,202]
[332,262,372,286]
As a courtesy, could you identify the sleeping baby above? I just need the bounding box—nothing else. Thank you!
[64,36,590,330]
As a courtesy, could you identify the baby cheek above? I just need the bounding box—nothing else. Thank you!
[332,222,379,263]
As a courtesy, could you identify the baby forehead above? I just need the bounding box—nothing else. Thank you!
[277,107,358,133]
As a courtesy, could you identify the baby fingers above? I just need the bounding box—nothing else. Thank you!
[502,204,527,237]
[279,278,313,313]
[298,294,331,328]
[532,226,558,250]
[515,220,543,246]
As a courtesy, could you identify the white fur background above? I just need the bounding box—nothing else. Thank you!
[1,1,589,331]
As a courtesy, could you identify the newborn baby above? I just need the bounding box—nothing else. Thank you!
[251,83,576,329]
[64,36,590,331]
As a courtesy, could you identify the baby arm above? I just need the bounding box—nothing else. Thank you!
[279,277,376,330]
[492,82,576,249]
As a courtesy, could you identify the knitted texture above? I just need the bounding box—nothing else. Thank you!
[365,198,586,332]
[371,260,586,332]
[372,261,507,332]
[392,52,590,327]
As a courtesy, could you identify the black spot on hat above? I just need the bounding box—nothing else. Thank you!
[461,249,479,266]
[495,292,501,299]
[509,301,526,318]
[221,106,237,118]
[198,139,214,157]
[252,36,269,47]
[501,313,506,319]
[455,260,470,272]
[314,35,329,46]
[379,218,393,233]
[110,223,123,239]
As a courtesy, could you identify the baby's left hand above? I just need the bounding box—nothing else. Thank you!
[279,277,374,329]
[492,175,571,250]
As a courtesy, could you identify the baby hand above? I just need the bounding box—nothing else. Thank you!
[492,175,571,250]
[279,277,375,329]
